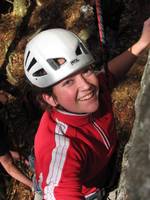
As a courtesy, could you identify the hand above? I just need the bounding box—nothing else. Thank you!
[138,17,150,49]
[10,151,30,166]
[128,18,150,56]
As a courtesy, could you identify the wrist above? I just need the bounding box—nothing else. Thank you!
[129,41,148,56]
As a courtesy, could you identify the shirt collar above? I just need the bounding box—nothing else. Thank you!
[50,108,92,127]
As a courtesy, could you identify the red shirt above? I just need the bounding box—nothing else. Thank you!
[34,72,118,200]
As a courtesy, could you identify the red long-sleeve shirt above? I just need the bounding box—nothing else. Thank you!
[34,72,118,200]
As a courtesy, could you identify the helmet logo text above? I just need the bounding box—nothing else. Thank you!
[71,58,79,65]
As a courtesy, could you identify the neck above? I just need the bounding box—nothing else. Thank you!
[56,106,88,116]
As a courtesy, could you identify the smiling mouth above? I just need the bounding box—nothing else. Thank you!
[78,90,97,101]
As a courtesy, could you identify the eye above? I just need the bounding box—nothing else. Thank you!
[62,79,74,87]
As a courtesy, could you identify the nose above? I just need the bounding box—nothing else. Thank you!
[77,74,91,89]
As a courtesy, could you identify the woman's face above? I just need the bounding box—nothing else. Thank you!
[52,67,100,114]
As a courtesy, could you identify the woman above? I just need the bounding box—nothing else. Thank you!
[24,18,150,200]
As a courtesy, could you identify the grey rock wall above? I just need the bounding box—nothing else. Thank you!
[116,50,150,200]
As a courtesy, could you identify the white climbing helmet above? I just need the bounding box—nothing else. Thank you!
[24,28,95,88]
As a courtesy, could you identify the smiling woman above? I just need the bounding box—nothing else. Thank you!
[23,20,150,200]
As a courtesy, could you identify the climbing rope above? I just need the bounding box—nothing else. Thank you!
[95,0,105,48]
[95,0,109,85]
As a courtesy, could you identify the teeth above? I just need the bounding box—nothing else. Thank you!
[79,92,94,101]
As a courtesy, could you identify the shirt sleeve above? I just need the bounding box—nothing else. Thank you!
[97,70,118,91]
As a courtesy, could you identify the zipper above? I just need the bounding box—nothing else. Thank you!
[91,119,110,150]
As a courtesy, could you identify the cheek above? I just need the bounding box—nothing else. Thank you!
[54,88,77,106]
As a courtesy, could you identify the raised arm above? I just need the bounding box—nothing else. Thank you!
[108,18,150,80]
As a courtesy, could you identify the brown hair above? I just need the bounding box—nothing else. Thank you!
[32,85,53,112]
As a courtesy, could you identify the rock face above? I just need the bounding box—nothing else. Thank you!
[117,50,150,200]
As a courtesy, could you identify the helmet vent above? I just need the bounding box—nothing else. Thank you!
[79,43,88,54]
[76,45,82,55]
[25,51,30,66]
[27,57,37,72]
[33,68,47,77]
[47,58,66,70]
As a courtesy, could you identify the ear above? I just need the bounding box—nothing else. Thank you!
[42,94,58,107]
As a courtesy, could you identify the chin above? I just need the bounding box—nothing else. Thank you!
[85,104,99,114]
